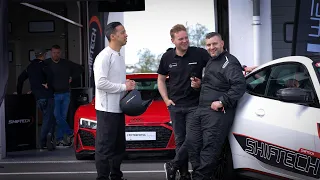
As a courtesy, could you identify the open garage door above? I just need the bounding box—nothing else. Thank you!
[0,0,9,108]
[0,0,145,159]
[0,0,9,159]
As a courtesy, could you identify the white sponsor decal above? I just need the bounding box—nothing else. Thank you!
[125,131,156,141]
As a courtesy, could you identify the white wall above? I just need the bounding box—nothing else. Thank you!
[104,12,125,58]
[228,0,273,66]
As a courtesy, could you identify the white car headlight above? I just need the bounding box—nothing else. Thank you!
[80,118,97,129]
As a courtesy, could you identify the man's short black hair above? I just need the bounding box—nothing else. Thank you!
[52,44,61,49]
[105,22,123,42]
[205,32,222,40]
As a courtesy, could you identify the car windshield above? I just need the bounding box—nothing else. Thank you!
[132,78,163,100]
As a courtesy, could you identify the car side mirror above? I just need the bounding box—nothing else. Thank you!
[276,88,314,104]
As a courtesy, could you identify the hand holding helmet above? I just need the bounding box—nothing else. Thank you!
[120,89,153,116]
[125,79,136,90]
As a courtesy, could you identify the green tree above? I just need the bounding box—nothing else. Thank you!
[186,23,209,48]
[130,23,208,73]
[134,48,161,73]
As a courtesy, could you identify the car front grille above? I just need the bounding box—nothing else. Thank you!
[125,126,172,149]
[79,130,95,147]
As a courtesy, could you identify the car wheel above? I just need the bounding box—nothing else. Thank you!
[212,140,236,180]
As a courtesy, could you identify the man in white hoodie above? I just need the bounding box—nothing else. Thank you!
[93,22,135,180]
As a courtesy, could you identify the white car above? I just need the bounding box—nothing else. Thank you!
[214,56,320,180]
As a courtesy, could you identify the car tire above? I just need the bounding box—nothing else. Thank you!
[212,140,236,180]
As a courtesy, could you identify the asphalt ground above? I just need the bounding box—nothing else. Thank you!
[0,148,178,180]
[0,148,253,180]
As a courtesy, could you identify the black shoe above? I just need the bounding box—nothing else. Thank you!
[111,177,127,180]
[179,173,191,180]
[56,140,72,147]
[164,162,177,180]
[40,146,47,152]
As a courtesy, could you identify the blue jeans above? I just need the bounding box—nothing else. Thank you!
[37,98,55,148]
[54,92,73,141]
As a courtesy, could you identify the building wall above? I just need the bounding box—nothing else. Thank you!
[228,0,273,67]
[271,0,296,59]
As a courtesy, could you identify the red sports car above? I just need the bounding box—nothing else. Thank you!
[73,73,175,160]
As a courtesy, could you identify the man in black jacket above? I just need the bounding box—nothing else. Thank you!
[17,49,55,151]
[188,32,247,180]
[45,45,84,147]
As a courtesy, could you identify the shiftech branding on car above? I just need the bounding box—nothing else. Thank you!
[234,133,320,178]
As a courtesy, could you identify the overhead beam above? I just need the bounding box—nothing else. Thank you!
[20,3,83,28]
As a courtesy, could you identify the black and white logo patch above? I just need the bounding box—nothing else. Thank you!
[169,63,177,68]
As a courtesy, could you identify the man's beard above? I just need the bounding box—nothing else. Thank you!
[212,49,223,58]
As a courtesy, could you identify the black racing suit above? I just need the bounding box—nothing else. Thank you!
[187,51,246,180]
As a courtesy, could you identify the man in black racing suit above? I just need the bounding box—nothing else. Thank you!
[187,32,247,180]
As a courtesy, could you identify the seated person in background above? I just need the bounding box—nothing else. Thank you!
[285,79,300,88]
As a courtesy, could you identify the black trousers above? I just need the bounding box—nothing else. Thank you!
[187,106,235,180]
[95,110,126,180]
[168,105,197,175]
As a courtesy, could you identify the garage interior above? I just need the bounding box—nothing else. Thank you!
[5,1,90,153]
[0,0,145,159]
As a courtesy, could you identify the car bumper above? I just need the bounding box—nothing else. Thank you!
[74,123,176,154]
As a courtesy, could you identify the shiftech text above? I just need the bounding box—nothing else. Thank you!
[245,137,320,178]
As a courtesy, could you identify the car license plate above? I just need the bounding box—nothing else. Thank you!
[125,131,156,141]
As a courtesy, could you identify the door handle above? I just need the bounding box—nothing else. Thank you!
[255,109,265,117]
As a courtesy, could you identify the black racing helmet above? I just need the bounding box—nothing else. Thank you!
[120,89,153,116]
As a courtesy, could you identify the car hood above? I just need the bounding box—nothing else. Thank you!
[77,100,170,124]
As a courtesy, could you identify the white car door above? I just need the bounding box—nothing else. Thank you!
[231,62,320,180]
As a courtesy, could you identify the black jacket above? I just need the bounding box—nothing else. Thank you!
[45,58,84,93]
[17,59,54,100]
[198,51,246,108]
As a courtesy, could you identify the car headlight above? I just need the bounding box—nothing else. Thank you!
[80,118,97,129]
[166,120,172,126]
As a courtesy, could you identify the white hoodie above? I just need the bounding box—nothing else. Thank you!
[93,46,127,113]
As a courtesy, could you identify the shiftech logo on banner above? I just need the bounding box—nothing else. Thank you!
[88,16,102,86]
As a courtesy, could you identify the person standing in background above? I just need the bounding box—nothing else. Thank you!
[45,45,84,147]
[17,49,56,151]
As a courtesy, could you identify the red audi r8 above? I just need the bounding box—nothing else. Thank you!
[73,73,175,160]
